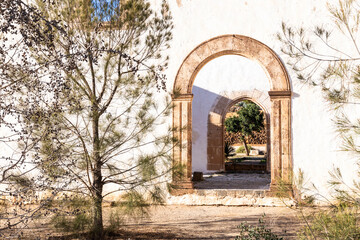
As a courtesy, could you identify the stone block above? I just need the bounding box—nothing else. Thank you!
[192,171,204,181]
[216,190,228,198]
[250,149,259,155]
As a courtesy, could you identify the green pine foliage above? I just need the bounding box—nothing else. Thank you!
[0,0,174,238]
[50,195,93,233]
[298,206,360,240]
[278,0,360,239]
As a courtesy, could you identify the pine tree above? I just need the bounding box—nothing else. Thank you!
[278,0,360,238]
[0,0,174,238]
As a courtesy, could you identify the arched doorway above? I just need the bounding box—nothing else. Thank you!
[172,35,292,194]
[207,90,271,173]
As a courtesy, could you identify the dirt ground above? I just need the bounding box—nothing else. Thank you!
[3,205,304,240]
[118,205,303,239]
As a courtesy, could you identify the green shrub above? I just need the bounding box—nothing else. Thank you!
[236,216,283,240]
[225,141,236,159]
[106,208,123,234]
[50,195,93,233]
[298,206,360,240]
[236,145,252,154]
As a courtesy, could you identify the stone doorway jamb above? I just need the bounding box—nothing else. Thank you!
[172,93,194,194]
[268,90,292,188]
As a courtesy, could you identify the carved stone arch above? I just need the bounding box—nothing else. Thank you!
[207,90,271,172]
[172,35,292,194]
[173,34,291,94]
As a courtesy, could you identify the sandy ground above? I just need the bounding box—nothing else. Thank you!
[2,205,304,239]
[118,205,303,239]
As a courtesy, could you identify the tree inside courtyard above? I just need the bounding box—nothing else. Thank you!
[224,101,264,156]
[0,0,174,238]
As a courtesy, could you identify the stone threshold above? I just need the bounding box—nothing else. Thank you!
[167,188,294,207]
[193,189,269,198]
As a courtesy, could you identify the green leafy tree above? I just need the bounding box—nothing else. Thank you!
[225,101,264,156]
[0,0,174,238]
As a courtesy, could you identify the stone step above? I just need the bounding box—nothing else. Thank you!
[167,189,294,207]
[225,162,267,173]
[194,189,268,198]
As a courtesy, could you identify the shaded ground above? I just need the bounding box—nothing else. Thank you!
[118,205,302,239]
[227,156,266,163]
[226,153,267,173]
[2,205,304,239]
[193,173,271,190]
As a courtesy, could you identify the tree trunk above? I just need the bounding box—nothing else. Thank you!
[91,108,104,239]
[91,156,103,239]
[242,136,250,156]
[92,187,103,240]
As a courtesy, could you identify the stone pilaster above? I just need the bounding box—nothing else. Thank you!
[268,91,292,191]
[172,94,194,195]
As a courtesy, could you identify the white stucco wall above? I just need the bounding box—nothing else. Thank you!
[1,0,358,202]
[163,0,359,198]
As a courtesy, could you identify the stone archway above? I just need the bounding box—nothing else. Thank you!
[207,89,271,172]
[172,35,292,194]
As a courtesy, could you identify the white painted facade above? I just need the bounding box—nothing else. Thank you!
[161,0,359,198]
[1,0,358,203]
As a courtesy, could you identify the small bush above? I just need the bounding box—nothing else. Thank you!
[52,213,92,232]
[50,195,93,233]
[106,208,123,234]
[298,206,360,240]
[236,216,283,240]
[225,141,236,159]
[236,145,252,154]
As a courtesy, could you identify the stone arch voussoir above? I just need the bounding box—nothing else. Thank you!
[173,35,291,95]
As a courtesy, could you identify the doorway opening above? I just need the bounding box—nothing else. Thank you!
[224,100,268,174]
[171,35,292,195]
[194,97,271,190]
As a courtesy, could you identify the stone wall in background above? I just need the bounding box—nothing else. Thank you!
[225,129,267,145]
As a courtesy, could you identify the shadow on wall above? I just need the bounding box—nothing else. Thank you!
[191,86,271,173]
[191,86,272,191]
[192,86,221,172]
